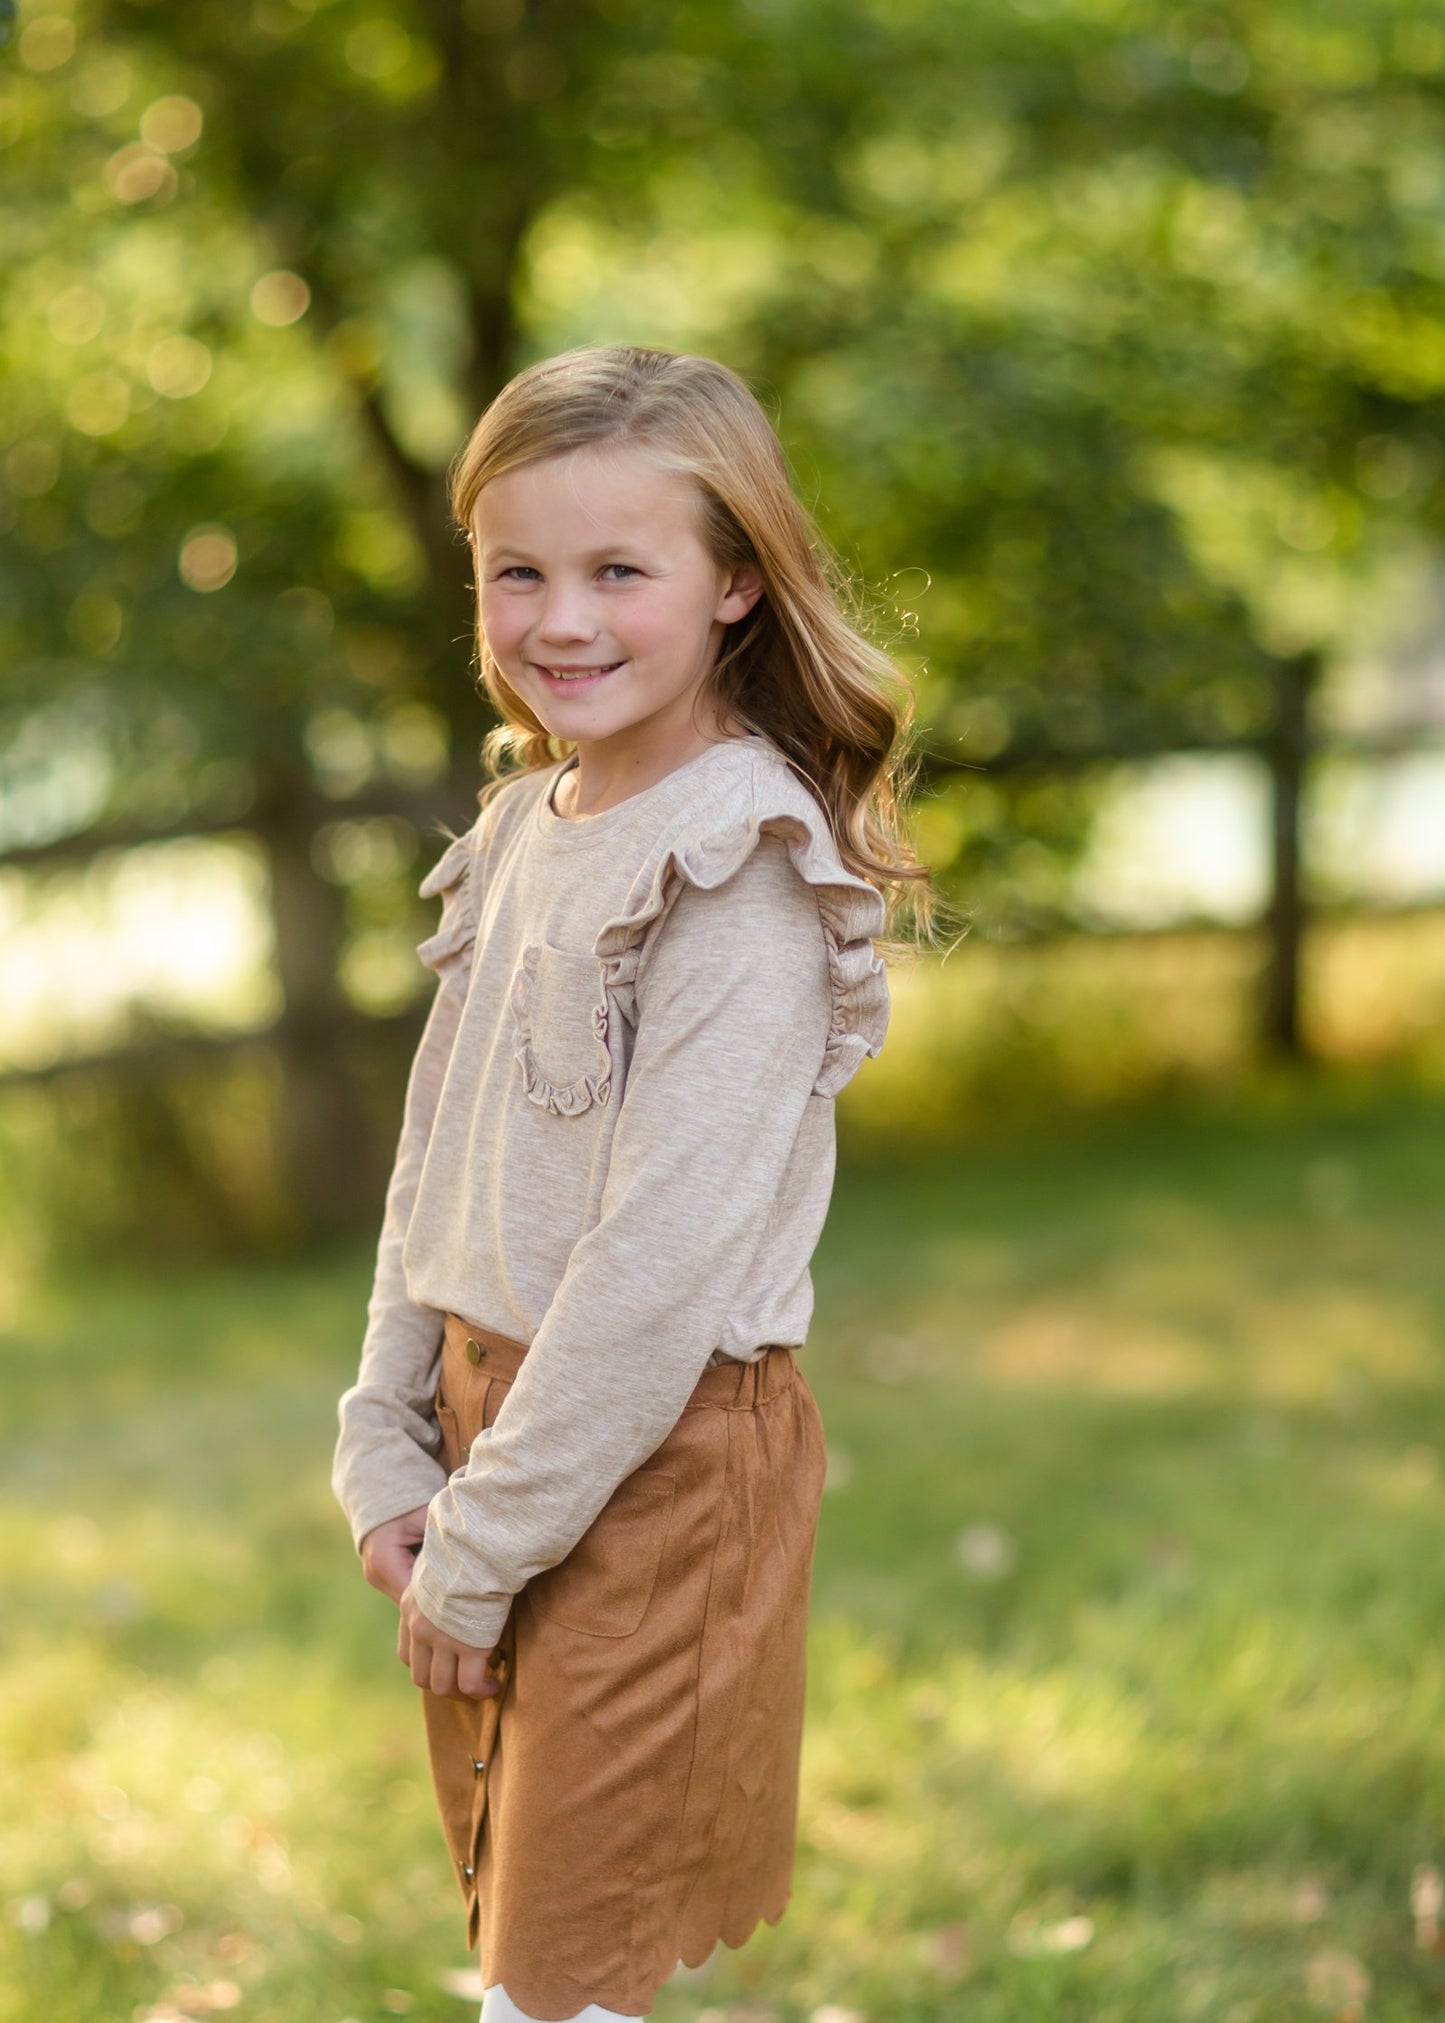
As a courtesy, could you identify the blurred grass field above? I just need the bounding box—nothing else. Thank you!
[4,1084,1445,2022]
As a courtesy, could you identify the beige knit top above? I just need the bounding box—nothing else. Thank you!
[331,728,890,1650]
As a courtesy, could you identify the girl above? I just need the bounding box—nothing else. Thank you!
[331,345,938,2023]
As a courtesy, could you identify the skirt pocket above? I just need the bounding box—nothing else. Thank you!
[526,1469,676,1638]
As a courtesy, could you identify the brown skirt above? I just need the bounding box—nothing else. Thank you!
[420,1309,830,2021]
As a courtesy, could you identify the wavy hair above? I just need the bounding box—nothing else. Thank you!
[446,343,952,952]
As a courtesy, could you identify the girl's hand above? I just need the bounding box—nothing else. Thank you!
[397,1581,501,1701]
[360,1506,431,1605]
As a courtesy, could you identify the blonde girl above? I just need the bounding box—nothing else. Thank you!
[332,344,938,2023]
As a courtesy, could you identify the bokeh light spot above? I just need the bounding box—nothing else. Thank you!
[381,701,448,785]
[19,14,74,70]
[70,49,133,116]
[147,334,213,399]
[66,372,131,436]
[105,143,177,206]
[139,93,203,153]
[4,439,61,496]
[46,282,105,345]
[179,525,238,593]
[250,269,310,326]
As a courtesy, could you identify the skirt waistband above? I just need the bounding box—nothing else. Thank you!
[440,1310,799,1410]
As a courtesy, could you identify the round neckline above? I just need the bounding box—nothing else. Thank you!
[534,734,764,846]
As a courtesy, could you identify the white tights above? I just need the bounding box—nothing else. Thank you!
[479,1984,642,2023]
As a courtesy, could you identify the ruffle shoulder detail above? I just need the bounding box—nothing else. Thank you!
[593,746,889,1098]
[415,772,544,990]
[415,828,478,995]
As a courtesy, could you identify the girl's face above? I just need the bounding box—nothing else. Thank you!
[471,443,763,751]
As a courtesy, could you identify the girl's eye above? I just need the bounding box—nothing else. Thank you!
[600,563,638,581]
[499,565,541,582]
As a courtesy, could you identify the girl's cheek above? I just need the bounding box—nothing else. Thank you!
[480,598,524,654]
[611,596,667,650]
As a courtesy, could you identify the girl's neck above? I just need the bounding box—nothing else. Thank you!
[552,717,738,821]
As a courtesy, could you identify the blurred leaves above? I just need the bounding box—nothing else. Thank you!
[4,0,1445,906]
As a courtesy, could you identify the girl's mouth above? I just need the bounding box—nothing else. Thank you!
[534,661,624,690]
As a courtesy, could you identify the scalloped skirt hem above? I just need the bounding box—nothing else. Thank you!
[482,1893,795,2021]
[675,1889,793,1970]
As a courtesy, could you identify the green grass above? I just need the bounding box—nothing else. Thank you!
[5,1086,1445,2021]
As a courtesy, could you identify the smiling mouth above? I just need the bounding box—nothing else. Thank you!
[536,661,624,682]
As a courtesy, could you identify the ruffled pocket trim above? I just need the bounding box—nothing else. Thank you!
[415,830,477,996]
[592,758,890,1099]
[509,945,614,1116]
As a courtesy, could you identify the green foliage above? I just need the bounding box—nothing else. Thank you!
[5,1098,1445,2017]
[5,0,1445,918]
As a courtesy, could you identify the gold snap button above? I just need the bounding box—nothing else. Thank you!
[471,1756,486,1778]
[465,1337,486,1366]
[460,1860,475,1881]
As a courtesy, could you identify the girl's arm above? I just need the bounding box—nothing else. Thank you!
[331,969,463,1554]
[407,831,838,1650]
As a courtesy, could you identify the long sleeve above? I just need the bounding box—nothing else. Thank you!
[331,818,482,1550]
[332,974,462,1549]
[407,833,835,1648]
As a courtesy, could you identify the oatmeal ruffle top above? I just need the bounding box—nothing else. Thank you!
[331,730,890,1650]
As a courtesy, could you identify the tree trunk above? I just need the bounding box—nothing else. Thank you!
[1262,649,1320,1059]
[253,747,377,1243]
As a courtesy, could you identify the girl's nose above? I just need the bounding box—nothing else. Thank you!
[534,588,597,645]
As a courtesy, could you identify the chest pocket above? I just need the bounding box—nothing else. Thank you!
[510,941,613,1117]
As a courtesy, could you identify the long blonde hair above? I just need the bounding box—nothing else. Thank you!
[447,344,949,951]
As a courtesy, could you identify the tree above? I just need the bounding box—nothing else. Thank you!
[4,0,1444,1244]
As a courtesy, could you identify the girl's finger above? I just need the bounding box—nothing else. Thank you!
[458,1651,499,1699]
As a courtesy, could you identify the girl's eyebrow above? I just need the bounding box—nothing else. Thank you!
[479,539,653,564]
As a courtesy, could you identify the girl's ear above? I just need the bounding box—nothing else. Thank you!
[716,562,765,626]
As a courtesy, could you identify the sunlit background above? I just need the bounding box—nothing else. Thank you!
[5,1,1445,2019]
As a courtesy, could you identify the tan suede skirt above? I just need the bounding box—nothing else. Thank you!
[420,1309,830,2021]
